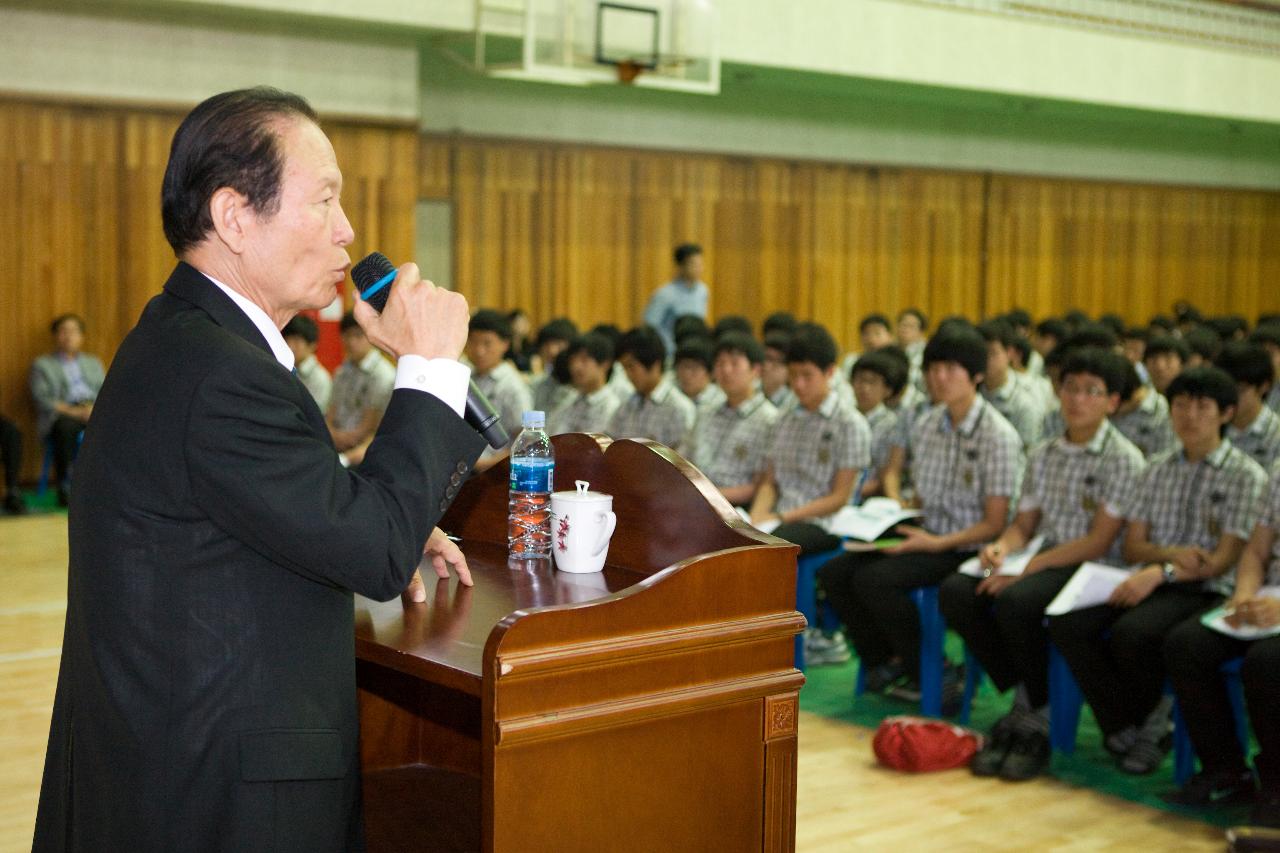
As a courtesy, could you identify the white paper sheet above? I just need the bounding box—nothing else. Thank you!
[828,498,922,541]
[1200,587,1280,640]
[958,535,1046,578]
[1044,562,1133,616]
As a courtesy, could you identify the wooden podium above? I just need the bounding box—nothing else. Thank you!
[354,434,804,853]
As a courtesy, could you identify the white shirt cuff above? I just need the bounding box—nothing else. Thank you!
[395,355,470,418]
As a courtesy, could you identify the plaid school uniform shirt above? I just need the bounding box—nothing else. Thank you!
[1125,439,1268,594]
[983,370,1044,448]
[1227,404,1280,473]
[910,396,1024,544]
[1111,387,1177,459]
[607,380,696,451]
[1260,465,1280,586]
[768,391,871,527]
[687,393,779,492]
[329,348,396,431]
[548,386,621,436]
[862,403,899,475]
[473,360,533,448]
[1018,420,1146,563]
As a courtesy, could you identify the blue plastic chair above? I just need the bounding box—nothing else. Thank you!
[853,585,984,721]
[794,546,846,669]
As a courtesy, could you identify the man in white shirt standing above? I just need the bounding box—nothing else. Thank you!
[642,243,709,355]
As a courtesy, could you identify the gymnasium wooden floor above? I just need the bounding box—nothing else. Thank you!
[2,514,1227,851]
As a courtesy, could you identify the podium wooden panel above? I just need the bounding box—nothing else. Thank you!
[355,434,804,852]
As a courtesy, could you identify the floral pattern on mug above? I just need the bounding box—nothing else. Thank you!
[557,515,570,552]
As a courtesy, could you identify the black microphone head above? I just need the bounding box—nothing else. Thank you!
[351,252,396,313]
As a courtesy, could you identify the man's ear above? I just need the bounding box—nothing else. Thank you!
[208,186,252,254]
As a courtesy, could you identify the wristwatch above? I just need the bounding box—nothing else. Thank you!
[1161,563,1177,584]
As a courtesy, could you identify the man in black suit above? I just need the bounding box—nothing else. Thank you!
[33,88,486,852]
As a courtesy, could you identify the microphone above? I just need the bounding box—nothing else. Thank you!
[351,252,510,450]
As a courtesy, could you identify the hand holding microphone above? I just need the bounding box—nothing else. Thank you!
[352,252,509,450]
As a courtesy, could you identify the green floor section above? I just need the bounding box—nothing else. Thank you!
[799,636,1250,830]
[6,489,65,516]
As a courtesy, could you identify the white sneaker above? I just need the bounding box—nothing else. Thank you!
[804,629,851,665]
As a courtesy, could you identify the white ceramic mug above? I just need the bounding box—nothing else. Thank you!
[550,480,617,574]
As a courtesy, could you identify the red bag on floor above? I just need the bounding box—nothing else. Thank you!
[872,715,984,772]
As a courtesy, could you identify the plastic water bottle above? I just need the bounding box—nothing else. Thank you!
[509,410,554,557]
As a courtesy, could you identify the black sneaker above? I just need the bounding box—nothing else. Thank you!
[1120,732,1173,775]
[971,715,1018,777]
[1162,769,1256,806]
[864,661,906,694]
[1000,730,1051,782]
[3,492,25,515]
[886,679,922,703]
[1253,790,1280,829]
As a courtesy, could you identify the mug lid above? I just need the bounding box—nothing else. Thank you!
[552,479,612,502]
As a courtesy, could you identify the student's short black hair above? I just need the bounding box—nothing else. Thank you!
[1184,325,1223,362]
[1004,308,1032,330]
[589,323,623,349]
[615,325,667,370]
[1148,314,1176,334]
[536,317,579,348]
[1035,318,1069,341]
[1258,313,1280,329]
[762,311,797,336]
[1060,347,1128,396]
[762,331,793,358]
[713,332,765,366]
[282,314,319,345]
[897,307,928,330]
[1249,323,1280,350]
[1206,315,1248,341]
[1216,341,1275,390]
[923,324,987,381]
[1122,326,1150,343]
[1097,313,1126,338]
[469,309,513,341]
[1008,335,1032,367]
[1175,304,1204,325]
[674,337,714,372]
[859,313,891,335]
[339,311,360,334]
[567,332,615,366]
[934,316,975,337]
[1166,366,1238,421]
[852,349,908,395]
[977,318,1017,349]
[877,344,912,376]
[713,315,754,339]
[1118,359,1144,402]
[1044,342,1073,373]
[551,346,573,384]
[1144,335,1190,363]
[673,314,709,345]
[1062,309,1090,330]
[1064,323,1119,352]
[50,313,86,335]
[786,323,838,370]
[673,243,702,266]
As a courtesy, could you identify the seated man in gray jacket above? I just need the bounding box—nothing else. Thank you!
[30,313,105,504]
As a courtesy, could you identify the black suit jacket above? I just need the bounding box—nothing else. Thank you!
[33,263,486,853]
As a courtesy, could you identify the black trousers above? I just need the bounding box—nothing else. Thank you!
[818,549,967,677]
[48,414,84,485]
[1166,616,1280,789]
[0,415,21,493]
[773,521,841,557]
[1047,584,1216,737]
[938,565,1077,709]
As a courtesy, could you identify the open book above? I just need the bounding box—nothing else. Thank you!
[827,498,922,542]
[1044,562,1133,616]
[958,535,1046,579]
[1201,587,1280,640]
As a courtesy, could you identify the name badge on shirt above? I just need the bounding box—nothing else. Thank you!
[1208,517,1222,538]
[963,469,974,487]
[818,448,831,465]
[1082,495,1098,513]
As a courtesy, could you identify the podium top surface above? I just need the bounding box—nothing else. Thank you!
[355,541,647,695]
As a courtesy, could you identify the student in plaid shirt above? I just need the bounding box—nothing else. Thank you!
[819,323,1024,700]
[1112,362,1178,459]
[749,324,871,555]
[1049,366,1268,775]
[849,348,904,502]
[686,333,779,507]
[607,325,695,451]
[674,338,727,420]
[1218,341,1280,472]
[547,332,621,436]
[466,309,533,469]
[939,349,1145,782]
[761,332,798,413]
[979,319,1044,449]
[1164,462,1280,822]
